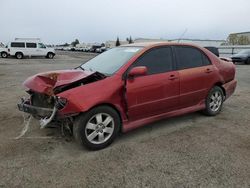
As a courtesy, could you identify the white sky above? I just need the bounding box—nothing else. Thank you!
[1,0,250,44]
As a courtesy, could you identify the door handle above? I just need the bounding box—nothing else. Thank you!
[169,75,178,80]
[205,68,213,73]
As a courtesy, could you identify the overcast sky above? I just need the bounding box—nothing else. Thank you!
[1,0,250,44]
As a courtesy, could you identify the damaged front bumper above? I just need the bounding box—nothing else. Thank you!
[18,98,54,117]
[17,97,58,128]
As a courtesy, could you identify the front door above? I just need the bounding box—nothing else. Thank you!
[126,46,180,121]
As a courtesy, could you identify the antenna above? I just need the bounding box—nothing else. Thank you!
[177,28,188,43]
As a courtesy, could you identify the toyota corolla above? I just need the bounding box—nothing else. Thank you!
[18,42,237,150]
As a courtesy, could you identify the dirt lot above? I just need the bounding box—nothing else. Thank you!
[0,51,250,188]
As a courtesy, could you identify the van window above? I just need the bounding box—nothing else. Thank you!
[11,42,25,48]
[26,43,37,48]
[38,43,46,48]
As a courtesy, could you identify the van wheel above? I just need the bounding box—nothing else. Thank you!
[1,52,8,58]
[246,58,250,64]
[47,52,54,59]
[203,86,224,116]
[73,106,120,150]
[16,52,23,59]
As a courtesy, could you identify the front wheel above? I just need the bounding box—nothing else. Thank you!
[1,52,8,58]
[203,86,224,116]
[73,106,120,150]
[246,58,250,65]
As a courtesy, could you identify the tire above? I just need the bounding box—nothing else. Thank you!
[1,52,8,58]
[47,52,54,59]
[15,52,23,59]
[203,86,224,116]
[73,106,121,150]
[246,58,250,65]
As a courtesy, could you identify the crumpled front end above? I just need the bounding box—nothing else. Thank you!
[17,91,69,128]
[17,69,106,128]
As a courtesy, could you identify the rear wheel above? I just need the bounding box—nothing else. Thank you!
[73,106,120,150]
[203,86,224,116]
[1,52,8,58]
[15,52,23,59]
[47,52,54,59]
[246,58,250,64]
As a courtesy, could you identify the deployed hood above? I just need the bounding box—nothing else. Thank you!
[23,69,104,95]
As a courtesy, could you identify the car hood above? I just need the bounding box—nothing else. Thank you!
[23,69,96,95]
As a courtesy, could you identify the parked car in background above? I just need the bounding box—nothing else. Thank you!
[231,50,250,64]
[18,42,237,150]
[8,39,55,59]
[204,46,219,57]
[89,45,102,53]
[0,46,8,58]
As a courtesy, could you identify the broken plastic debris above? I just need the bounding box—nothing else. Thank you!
[14,115,32,139]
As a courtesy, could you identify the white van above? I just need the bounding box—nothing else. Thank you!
[8,39,55,59]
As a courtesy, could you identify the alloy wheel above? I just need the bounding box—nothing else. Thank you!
[209,91,222,112]
[85,113,114,144]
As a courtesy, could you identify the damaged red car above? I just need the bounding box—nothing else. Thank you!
[18,42,237,150]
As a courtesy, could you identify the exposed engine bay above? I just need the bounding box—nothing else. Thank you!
[17,70,106,130]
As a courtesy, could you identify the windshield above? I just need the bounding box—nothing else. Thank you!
[80,47,143,75]
[238,50,250,55]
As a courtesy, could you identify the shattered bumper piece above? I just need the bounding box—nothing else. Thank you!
[17,97,58,128]
[17,98,54,117]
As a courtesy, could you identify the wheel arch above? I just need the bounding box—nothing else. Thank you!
[15,51,24,56]
[214,82,226,98]
[47,51,55,56]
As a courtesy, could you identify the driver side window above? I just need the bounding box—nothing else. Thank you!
[131,47,174,75]
[38,43,46,48]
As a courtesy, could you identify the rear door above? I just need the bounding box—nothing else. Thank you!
[126,46,180,121]
[174,46,217,108]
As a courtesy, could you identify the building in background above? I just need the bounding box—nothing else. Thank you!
[230,32,250,41]
[227,31,250,45]
[105,40,128,48]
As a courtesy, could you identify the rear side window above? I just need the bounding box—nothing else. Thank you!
[26,43,37,48]
[11,42,25,48]
[132,47,174,75]
[175,46,204,69]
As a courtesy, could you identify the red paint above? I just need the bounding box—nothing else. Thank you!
[23,42,237,132]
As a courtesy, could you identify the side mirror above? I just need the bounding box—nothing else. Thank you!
[128,66,147,78]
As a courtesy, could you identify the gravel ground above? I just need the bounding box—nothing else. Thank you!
[0,51,250,188]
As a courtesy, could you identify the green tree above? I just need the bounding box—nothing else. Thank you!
[71,39,80,47]
[62,43,69,47]
[227,34,238,45]
[128,36,133,44]
[115,37,120,46]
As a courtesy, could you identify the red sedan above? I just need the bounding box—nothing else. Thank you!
[18,42,237,150]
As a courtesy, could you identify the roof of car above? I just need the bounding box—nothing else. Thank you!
[121,42,200,48]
